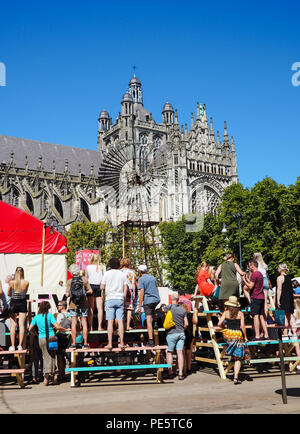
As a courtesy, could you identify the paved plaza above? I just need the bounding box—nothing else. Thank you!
[1,365,300,414]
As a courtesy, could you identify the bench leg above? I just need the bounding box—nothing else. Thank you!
[157,368,163,383]
[14,353,25,388]
[70,351,78,387]
[12,373,24,388]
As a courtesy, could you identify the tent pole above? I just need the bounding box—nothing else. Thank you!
[41,223,46,286]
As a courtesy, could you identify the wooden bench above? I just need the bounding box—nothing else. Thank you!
[65,345,169,387]
[0,350,28,388]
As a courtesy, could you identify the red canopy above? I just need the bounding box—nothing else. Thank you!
[0,201,67,254]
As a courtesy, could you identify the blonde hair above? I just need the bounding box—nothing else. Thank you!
[295,299,300,320]
[14,267,25,292]
[253,252,267,269]
[89,253,102,272]
[194,261,208,283]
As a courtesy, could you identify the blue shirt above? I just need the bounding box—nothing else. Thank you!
[31,313,56,339]
[138,274,160,305]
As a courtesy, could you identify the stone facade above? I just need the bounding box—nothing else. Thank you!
[98,75,238,226]
[0,75,238,229]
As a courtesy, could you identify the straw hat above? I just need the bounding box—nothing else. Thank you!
[224,296,240,308]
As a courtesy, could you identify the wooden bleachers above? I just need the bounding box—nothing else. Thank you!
[65,345,170,387]
[192,295,300,379]
[0,350,28,388]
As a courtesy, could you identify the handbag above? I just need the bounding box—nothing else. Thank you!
[163,308,175,330]
[274,309,285,326]
[244,344,251,364]
[45,313,58,351]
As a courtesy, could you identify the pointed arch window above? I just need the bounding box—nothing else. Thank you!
[54,194,63,219]
[80,198,91,221]
[26,192,34,214]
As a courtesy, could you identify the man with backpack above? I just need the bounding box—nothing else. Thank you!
[66,264,93,349]
[163,293,188,380]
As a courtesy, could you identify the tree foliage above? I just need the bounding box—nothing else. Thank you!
[65,177,300,292]
[159,177,300,292]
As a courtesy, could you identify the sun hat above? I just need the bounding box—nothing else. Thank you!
[224,296,240,308]
[278,263,289,273]
[138,264,148,272]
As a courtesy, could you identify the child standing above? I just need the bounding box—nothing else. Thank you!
[215,296,247,384]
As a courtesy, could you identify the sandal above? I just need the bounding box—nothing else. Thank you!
[178,375,185,380]
[233,378,241,385]
[104,345,113,350]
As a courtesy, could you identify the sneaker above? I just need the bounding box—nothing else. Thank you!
[296,365,300,371]
[17,345,23,351]
[8,346,15,352]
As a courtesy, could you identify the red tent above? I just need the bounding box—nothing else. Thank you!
[0,201,67,254]
[0,201,68,301]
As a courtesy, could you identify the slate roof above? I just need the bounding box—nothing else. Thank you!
[0,135,102,176]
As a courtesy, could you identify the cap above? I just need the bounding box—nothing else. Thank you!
[138,264,148,272]
[178,296,193,312]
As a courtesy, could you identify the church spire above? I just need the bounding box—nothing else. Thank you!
[223,120,230,145]
[128,70,143,104]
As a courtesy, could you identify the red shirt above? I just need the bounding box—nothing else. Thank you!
[250,271,264,299]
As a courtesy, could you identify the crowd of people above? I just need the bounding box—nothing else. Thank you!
[194,252,300,384]
[0,251,299,386]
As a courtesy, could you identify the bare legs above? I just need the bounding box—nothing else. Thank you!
[167,350,184,377]
[146,315,154,341]
[105,319,125,349]
[9,312,26,349]
[71,316,88,346]
[95,297,104,330]
[234,357,242,383]
[88,296,104,330]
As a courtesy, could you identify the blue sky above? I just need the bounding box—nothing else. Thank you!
[0,0,299,189]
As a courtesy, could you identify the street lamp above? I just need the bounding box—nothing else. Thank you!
[232,213,243,268]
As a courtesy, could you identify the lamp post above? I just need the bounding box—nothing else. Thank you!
[232,213,243,269]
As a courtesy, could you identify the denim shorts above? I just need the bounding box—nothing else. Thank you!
[69,307,88,318]
[166,332,186,352]
[105,299,124,321]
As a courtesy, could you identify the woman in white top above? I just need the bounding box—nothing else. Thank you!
[86,254,106,331]
[120,258,136,330]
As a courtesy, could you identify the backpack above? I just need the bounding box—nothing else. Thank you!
[70,276,86,307]
[60,313,71,329]
[163,307,175,330]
